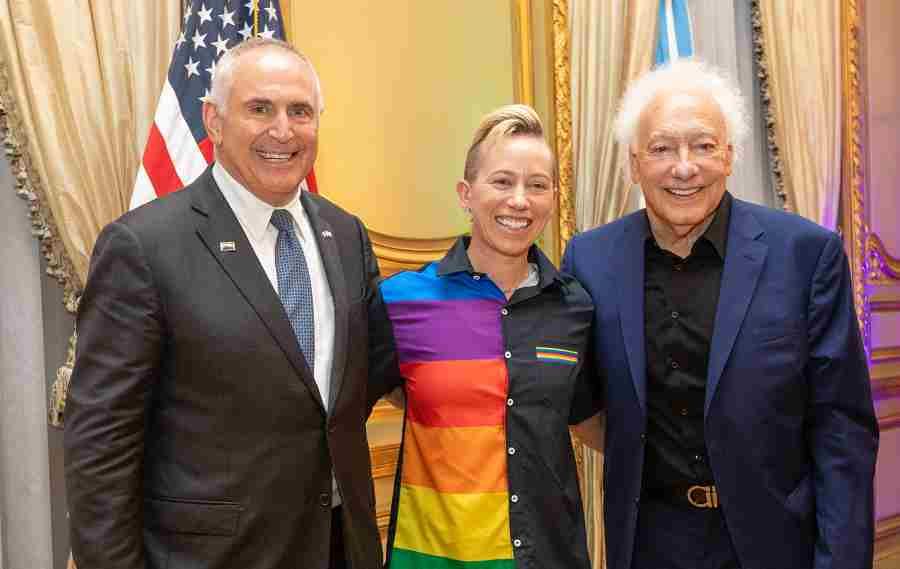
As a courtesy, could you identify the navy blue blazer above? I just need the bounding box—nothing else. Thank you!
[562,197,878,569]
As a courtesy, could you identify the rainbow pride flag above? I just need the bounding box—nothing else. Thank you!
[382,263,515,569]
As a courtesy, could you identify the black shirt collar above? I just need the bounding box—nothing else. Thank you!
[437,236,562,290]
[643,191,732,260]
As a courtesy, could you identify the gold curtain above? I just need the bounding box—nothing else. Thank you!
[570,0,657,233]
[0,0,181,290]
[565,2,657,567]
[755,0,841,229]
[0,0,180,424]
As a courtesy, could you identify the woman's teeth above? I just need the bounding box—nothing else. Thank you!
[496,216,530,229]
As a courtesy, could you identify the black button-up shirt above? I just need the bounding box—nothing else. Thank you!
[642,193,732,490]
[379,237,599,569]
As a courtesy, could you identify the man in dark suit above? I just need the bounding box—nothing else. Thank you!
[64,38,399,569]
[562,59,878,569]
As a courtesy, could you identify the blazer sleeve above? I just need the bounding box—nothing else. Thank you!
[356,218,402,415]
[805,232,879,569]
[64,221,164,569]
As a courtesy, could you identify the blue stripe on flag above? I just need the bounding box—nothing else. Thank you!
[672,0,694,58]
[654,0,670,65]
[655,0,693,66]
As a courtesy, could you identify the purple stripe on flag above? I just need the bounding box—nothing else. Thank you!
[387,299,505,362]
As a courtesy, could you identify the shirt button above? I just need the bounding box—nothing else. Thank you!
[671,311,680,319]
[507,398,514,407]
[670,360,679,369]
[501,308,509,316]
[504,351,512,359]
[473,275,481,280]
[513,538,522,548]
[680,408,689,416]
[640,433,647,442]
[318,492,330,507]
[510,494,519,503]
[694,454,702,462]
[508,446,516,455]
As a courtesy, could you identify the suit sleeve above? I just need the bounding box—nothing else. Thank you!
[805,233,878,569]
[64,221,164,569]
[356,219,403,415]
[562,238,606,424]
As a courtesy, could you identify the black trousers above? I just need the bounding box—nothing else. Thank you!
[632,497,741,569]
[329,506,348,569]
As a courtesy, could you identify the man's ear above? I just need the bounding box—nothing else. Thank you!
[723,144,734,176]
[202,101,223,146]
[628,149,641,185]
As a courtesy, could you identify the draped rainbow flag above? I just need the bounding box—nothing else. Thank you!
[381,264,515,569]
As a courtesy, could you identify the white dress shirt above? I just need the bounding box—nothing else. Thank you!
[213,164,341,505]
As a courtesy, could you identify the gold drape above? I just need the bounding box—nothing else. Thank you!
[570,0,657,232]
[0,0,181,288]
[755,0,841,228]
[566,2,657,567]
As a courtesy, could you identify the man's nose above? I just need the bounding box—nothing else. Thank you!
[671,148,699,179]
[268,112,293,141]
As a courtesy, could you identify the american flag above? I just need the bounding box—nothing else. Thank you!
[130,0,317,208]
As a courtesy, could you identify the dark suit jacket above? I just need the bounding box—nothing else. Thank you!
[64,168,400,569]
[562,197,878,569]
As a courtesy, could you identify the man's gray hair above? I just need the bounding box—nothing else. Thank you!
[208,37,324,115]
[614,59,749,161]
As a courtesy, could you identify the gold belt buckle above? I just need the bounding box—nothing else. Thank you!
[687,485,719,509]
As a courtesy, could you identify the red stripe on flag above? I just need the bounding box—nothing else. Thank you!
[198,137,214,164]
[305,168,318,194]
[143,123,183,197]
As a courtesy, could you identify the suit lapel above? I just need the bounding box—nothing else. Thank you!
[192,173,327,413]
[705,200,767,414]
[616,216,648,413]
[301,192,349,415]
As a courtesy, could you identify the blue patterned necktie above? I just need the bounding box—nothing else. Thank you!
[270,210,315,375]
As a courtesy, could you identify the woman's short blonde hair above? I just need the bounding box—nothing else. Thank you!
[463,104,556,185]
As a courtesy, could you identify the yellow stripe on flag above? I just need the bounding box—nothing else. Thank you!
[394,484,514,562]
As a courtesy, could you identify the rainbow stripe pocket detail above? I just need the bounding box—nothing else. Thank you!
[535,346,578,365]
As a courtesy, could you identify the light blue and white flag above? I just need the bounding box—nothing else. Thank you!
[655,0,694,65]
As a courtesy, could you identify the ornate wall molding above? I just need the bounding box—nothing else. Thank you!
[839,0,871,353]
[750,0,789,212]
[865,232,900,283]
[551,0,575,253]
[0,53,81,427]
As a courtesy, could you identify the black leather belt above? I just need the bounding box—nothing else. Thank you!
[647,484,720,509]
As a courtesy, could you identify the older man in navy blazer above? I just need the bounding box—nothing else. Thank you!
[563,59,878,569]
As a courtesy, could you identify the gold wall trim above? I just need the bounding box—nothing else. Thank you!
[879,412,900,432]
[368,229,456,275]
[551,0,575,257]
[873,375,900,399]
[876,514,900,564]
[840,0,870,348]
[511,0,535,107]
[370,443,400,480]
[873,347,900,364]
[369,400,403,422]
[866,232,900,283]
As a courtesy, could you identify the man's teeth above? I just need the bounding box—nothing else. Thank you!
[666,187,703,197]
[258,150,293,160]
[496,216,530,229]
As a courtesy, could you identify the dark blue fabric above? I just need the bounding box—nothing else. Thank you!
[632,498,739,569]
[562,197,878,569]
[271,210,315,374]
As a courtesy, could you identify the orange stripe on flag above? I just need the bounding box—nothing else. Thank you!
[401,359,508,428]
[401,421,507,493]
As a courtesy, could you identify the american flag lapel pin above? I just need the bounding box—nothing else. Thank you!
[219,241,236,253]
[321,230,333,239]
